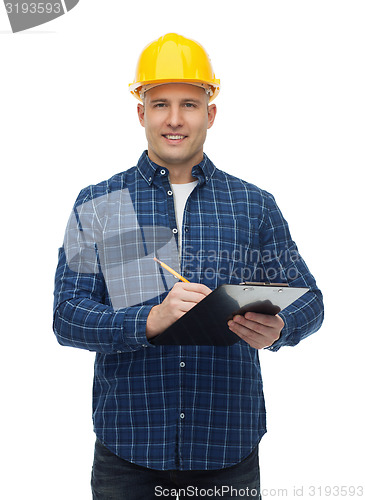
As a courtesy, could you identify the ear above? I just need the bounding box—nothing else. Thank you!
[137,103,145,127]
[207,104,217,129]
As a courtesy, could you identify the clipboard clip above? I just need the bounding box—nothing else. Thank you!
[239,282,289,287]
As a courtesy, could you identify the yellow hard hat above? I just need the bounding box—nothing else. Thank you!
[129,33,220,102]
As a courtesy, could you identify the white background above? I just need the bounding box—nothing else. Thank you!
[1,1,364,498]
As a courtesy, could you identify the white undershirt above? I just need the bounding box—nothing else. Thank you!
[171,181,198,256]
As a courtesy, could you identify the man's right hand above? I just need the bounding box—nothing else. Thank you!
[146,282,212,339]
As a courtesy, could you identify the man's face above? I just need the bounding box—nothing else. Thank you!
[137,83,216,178]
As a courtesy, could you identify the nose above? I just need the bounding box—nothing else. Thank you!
[166,104,183,129]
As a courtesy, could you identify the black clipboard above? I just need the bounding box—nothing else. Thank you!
[150,283,309,346]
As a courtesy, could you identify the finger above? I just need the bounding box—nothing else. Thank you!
[231,315,268,336]
[227,321,266,349]
[179,300,204,313]
[243,312,282,328]
[170,283,211,304]
[176,290,210,305]
[187,284,212,296]
[228,320,259,339]
[175,282,212,295]
[228,320,277,349]
[229,317,277,343]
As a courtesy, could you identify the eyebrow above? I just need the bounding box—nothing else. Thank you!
[149,98,168,103]
[181,98,203,104]
[149,98,203,105]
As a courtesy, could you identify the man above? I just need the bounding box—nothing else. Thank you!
[53,33,324,499]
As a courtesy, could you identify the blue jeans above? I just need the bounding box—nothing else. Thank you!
[91,439,261,499]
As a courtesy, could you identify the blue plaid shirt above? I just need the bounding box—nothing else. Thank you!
[53,151,324,471]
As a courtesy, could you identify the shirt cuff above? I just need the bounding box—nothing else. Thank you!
[116,305,155,352]
[265,310,296,352]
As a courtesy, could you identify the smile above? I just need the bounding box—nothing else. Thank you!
[163,135,186,140]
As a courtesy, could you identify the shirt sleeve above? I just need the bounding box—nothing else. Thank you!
[52,189,155,354]
[258,191,324,351]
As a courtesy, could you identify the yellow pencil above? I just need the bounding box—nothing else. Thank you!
[153,257,190,283]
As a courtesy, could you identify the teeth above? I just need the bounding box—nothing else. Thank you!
[165,135,185,140]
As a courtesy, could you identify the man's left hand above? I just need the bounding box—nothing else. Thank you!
[228,312,284,349]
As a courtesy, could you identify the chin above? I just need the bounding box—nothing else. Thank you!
[159,152,189,165]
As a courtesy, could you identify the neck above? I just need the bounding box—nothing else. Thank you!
[147,150,203,184]
[168,167,197,184]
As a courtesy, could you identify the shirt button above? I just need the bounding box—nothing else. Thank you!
[148,177,152,182]
[180,361,185,368]
[160,169,166,175]
[172,228,178,234]
[184,227,189,233]
[167,190,173,196]
[180,413,185,419]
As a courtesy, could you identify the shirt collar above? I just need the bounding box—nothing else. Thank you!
[136,150,216,187]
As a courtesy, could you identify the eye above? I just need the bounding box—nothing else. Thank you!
[154,103,167,108]
[184,102,196,108]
